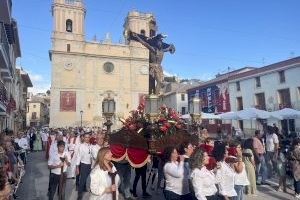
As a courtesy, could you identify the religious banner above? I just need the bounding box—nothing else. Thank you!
[60,91,76,112]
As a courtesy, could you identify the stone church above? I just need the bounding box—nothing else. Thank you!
[49,0,154,128]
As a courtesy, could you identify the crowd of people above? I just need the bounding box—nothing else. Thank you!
[0,124,300,200]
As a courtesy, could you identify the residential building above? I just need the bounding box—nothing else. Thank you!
[162,80,200,114]
[228,56,300,134]
[0,0,22,132]
[15,68,33,131]
[26,94,49,127]
[187,67,255,133]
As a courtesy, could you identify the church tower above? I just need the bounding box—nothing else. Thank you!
[123,11,157,46]
[51,0,86,43]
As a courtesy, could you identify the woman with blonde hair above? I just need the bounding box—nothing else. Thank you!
[89,147,119,200]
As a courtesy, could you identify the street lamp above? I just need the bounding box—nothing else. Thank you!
[144,93,160,154]
[80,110,83,127]
[189,97,202,134]
[102,98,115,134]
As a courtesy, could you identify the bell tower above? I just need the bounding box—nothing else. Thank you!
[123,11,156,46]
[51,0,85,42]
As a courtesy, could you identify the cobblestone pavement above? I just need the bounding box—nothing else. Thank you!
[17,152,295,200]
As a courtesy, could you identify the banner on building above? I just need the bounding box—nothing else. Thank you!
[60,91,76,112]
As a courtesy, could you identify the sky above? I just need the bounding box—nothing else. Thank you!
[12,0,300,93]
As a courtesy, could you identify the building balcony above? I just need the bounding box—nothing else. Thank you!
[0,22,11,74]
[0,0,12,24]
[0,81,8,112]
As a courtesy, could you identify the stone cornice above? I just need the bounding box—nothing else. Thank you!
[49,50,149,61]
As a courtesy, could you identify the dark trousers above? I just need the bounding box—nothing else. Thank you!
[295,179,300,194]
[48,172,66,200]
[163,190,200,200]
[77,163,91,200]
[133,164,147,194]
[20,152,26,165]
[30,140,34,151]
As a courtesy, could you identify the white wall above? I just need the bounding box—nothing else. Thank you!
[163,93,188,114]
[229,65,300,132]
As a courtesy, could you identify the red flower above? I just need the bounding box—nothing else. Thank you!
[137,123,143,129]
[175,124,182,129]
[164,122,171,128]
[129,124,136,130]
[159,126,167,132]
[159,116,166,122]
[138,103,145,110]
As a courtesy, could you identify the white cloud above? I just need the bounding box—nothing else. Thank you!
[163,70,178,77]
[29,74,43,82]
[28,83,50,94]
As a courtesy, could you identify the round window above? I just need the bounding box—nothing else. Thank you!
[103,62,114,73]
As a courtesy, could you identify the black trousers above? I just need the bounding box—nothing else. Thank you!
[133,164,147,194]
[48,172,66,200]
[20,152,26,165]
[77,163,91,200]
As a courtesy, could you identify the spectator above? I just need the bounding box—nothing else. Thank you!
[0,168,11,200]
[276,147,287,192]
[265,126,279,178]
[242,139,256,195]
[290,138,300,199]
[252,130,267,184]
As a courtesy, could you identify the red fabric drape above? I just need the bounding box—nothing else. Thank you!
[127,147,148,165]
[110,144,149,168]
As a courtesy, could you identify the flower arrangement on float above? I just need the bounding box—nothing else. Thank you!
[120,103,184,139]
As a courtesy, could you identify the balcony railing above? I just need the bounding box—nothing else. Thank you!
[0,22,10,63]
[0,81,8,108]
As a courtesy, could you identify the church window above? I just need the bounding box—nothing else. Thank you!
[140,29,146,36]
[66,19,73,32]
[103,62,114,73]
[67,44,71,52]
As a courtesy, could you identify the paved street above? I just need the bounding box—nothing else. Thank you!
[17,151,295,200]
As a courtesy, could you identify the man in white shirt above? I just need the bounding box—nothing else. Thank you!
[18,133,29,165]
[67,131,77,178]
[40,130,48,151]
[48,140,70,200]
[265,126,279,178]
[91,133,105,166]
[76,132,92,200]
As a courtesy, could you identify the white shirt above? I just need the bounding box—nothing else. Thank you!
[91,144,101,161]
[266,133,279,152]
[89,165,120,200]
[234,162,249,186]
[190,167,217,200]
[216,161,237,197]
[76,143,92,165]
[49,140,68,158]
[48,151,71,175]
[18,137,29,150]
[164,161,190,195]
[41,131,48,142]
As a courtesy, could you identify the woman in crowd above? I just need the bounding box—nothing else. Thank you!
[163,146,191,200]
[276,146,287,192]
[212,142,237,200]
[242,139,256,195]
[33,131,43,151]
[89,147,119,200]
[290,138,300,199]
[189,147,218,200]
[228,141,249,200]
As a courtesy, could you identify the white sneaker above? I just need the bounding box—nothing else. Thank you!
[295,194,300,199]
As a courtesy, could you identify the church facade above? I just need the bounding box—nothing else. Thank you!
[49,0,154,128]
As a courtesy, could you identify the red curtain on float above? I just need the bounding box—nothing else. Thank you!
[110,144,149,168]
